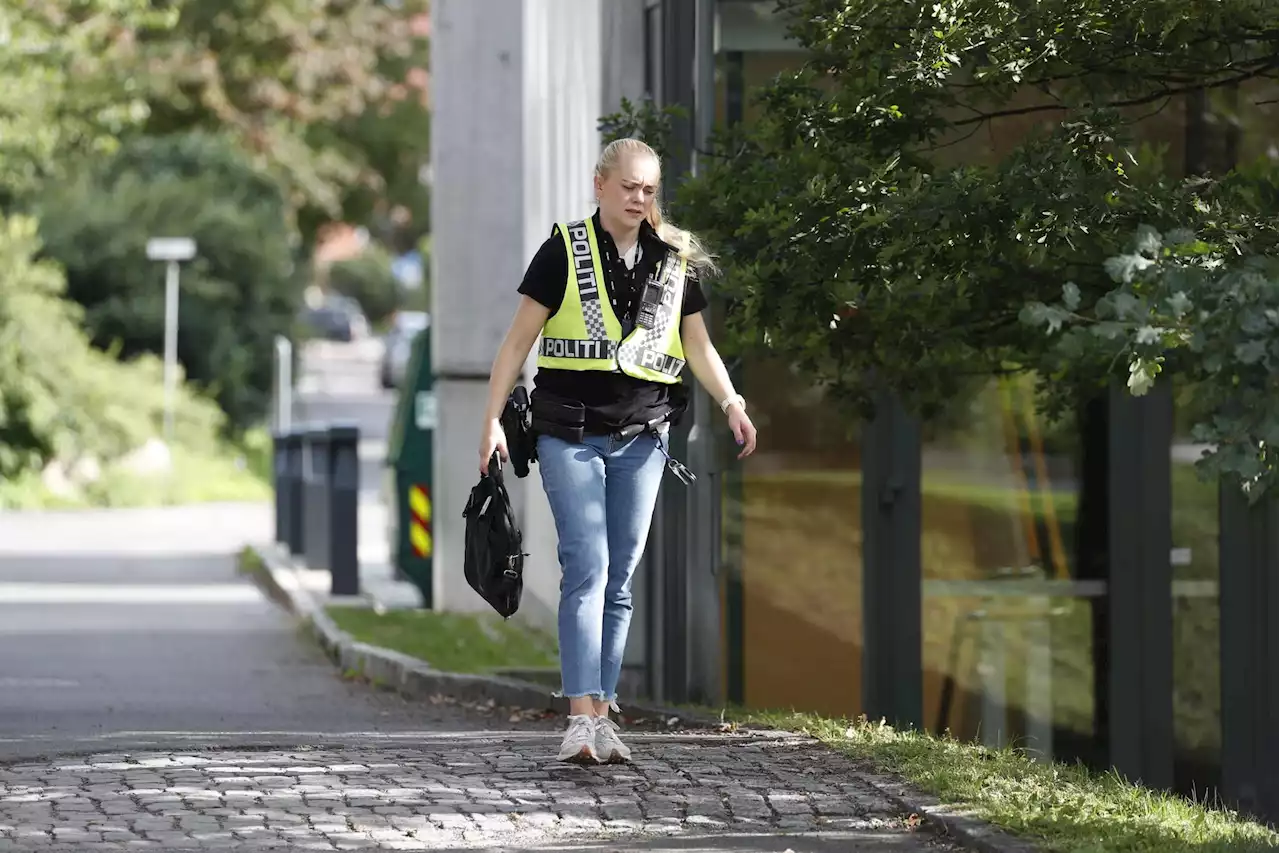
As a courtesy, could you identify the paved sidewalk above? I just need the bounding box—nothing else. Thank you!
[0,733,963,852]
[0,500,984,852]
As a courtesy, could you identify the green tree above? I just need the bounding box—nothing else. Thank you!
[136,0,431,243]
[328,246,402,328]
[626,0,1277,496]
[35,133,304,433]
[0,0,174,195]
[0,213,224,480]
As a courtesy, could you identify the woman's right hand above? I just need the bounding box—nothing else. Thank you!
[478,418,508,476]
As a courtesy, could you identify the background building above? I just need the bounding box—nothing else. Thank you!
[431,0,1276,825]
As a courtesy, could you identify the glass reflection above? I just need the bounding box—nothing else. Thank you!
[1171,379,1221,795]
[721,352,862,717]
[920,375,1098,764]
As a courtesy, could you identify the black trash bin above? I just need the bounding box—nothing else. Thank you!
[284,429,305,556]
[272,430,290,547]
[327,423,361,596]
[303,425,331,571]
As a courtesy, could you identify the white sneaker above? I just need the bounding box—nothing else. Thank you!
[557,714,599,764]
[594,716,631,764]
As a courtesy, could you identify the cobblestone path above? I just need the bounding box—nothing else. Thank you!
[0,731,963,851]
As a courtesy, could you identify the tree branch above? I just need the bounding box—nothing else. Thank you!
[953,59,1278,127]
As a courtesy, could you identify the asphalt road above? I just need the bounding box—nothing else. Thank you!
[0,340,417,761]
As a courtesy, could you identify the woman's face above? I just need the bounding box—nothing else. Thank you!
[596,152,660,229]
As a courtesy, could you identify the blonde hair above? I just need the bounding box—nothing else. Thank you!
[596,137,718,273]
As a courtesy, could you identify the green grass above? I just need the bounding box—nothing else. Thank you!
[0,430,272,510]
[325,608,559,674]
[721,709,1277,853]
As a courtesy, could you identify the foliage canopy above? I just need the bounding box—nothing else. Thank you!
[604,0,1278,497]
[36,134,304,433]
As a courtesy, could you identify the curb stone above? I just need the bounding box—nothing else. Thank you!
[245,542,1038,853]
[244,543,723,727]
[856,769,1042,853]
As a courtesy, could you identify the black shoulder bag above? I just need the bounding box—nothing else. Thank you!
[461,453,525,618]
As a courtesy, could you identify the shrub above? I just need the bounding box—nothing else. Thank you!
[328,246,402,327]
[0,213,224,483]
[35,132,304,434]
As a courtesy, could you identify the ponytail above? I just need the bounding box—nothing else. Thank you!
[647,202,717,273]
[599,137,718,274]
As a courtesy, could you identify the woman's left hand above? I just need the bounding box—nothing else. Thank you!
[726,405,757,459]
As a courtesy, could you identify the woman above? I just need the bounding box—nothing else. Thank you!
[478,137,756,765]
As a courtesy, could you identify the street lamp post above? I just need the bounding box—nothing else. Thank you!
[145,237,197,444]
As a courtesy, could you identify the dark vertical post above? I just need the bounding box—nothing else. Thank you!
[644,520,667,701]
[304,426,331,572]
[327,424,361,597]
[721,48,747,707]
[1073,396,1110,766]
[285,428,305,557]
[1219,486,1278,824]
[861,391,923,729]
[660,0,696,179]
[679,0,724,707]
[1107,382,1174,790]
[273,430,290,547]
[656,0,697,703]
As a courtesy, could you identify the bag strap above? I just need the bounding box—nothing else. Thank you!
[483,452,521,544]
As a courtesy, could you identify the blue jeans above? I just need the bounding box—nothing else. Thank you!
[536,429,667,702]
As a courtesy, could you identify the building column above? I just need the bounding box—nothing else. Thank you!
[430,0,601,625]
[601,0,653,689]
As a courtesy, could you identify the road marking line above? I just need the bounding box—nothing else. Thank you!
[0,584,265,604]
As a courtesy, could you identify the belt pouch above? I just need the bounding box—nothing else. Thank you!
[530,394,586,443]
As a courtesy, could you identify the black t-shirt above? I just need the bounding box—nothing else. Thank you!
[517,209,708,435]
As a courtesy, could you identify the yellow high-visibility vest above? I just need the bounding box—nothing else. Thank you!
[536,217,687,384]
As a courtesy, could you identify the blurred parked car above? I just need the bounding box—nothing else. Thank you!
[300,295,370,342]
[379,310,429,389]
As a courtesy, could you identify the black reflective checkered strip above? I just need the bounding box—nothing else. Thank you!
[565,220,609,341]
[617,252,685,376]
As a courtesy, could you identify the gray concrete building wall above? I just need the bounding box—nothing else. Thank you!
[429,0,606,632]
[602,0,649,112]
[430,0,529,616]
[600,0,653,674]
[516,0,604,633]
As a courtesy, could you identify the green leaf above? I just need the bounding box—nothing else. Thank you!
[1126,357,1162,395]
[1235,340,1269,365]
[1135,326,1162,345]
[1020,302,1069,334]
[1062,282,1081,311]
[1133,224,1163,256]
[1239,311,1271,335]
[1166,291,1193,318]
[1101,291,1142,320]
[1104,254,1155,284]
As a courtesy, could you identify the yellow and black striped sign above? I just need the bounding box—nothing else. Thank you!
[408,484,433,558]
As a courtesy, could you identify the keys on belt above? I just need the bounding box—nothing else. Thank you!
[612,419,696,486]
